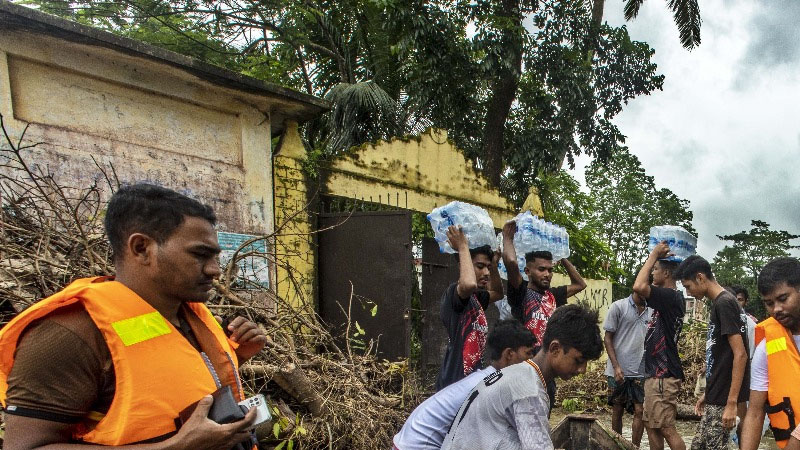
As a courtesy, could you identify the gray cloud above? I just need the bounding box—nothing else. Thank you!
[572,0,800,263]
[674,139,800,257]
[735,0,800,86]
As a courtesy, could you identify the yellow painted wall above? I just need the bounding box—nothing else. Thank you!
[273,122,315,310]
[551,273,614,324]
[270,128,545,308]
[551,273,614,365]
[324,129,543,227]
[0,31,276,235]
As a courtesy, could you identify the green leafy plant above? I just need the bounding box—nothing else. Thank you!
[272,406,308,450]
[562,397,585,413]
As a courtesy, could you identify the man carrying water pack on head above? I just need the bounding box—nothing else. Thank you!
[500,219,586,410]
[633,241,687,450]
[436,226,504,390]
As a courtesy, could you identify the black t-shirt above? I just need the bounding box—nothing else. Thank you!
[705,290,751,405]
[506,282,568,352]
[435,283,490,390]
[644,285,686,379]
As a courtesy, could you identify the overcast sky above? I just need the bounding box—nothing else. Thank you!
[569,0,800,259]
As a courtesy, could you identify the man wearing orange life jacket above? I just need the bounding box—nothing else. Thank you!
[741,257,800,450]
[0,184,266,449]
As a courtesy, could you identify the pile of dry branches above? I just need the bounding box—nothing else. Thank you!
[556,319,708,414]
[0,115,423,449]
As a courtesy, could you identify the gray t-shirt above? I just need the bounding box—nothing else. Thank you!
[441,361,552,450]
[604,296,652,378]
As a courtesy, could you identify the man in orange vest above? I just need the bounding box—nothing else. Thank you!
[741,257,800,450]
[0,184,266,449]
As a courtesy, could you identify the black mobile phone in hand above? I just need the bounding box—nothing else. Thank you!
[177,385,257,450]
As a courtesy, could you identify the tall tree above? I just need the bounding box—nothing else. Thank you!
[713,220,800,318]
[714,220,800,284]
[584,146,694,286]
[534,170,617,281]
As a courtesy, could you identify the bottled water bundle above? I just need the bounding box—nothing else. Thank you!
[427,201,498,254]
[648,225,697,262]
[497,211,571,280]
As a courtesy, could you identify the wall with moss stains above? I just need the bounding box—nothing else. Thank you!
[323,128,543,227]
[0,31,277,235]
[272,121,315,310]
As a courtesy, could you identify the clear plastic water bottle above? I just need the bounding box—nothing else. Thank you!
[427,201,498,253]
[648,225,697,262]
[532,220,542,251]
[551,224,562,261]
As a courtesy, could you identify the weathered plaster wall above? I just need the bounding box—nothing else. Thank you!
[0,30,274,235]
[552,273,613,324]
[323,129,543,228]
[273,122,315,309]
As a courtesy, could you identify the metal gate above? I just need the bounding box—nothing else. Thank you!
[318,210,412,361]
[420,237,458,375]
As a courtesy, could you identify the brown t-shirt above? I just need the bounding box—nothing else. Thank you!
[6,303,114,422]
[5,303,218,423]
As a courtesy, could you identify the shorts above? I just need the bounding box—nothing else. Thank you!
[607,377,645,413]
[643,377,681,429]
[690,404,730,450]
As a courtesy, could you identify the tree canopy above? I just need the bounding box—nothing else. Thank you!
[535,146,694,293]
[713,220,800,318]
[19,0,665,204]
[584,146,694,288]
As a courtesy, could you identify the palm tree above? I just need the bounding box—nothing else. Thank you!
[592,0,702,50]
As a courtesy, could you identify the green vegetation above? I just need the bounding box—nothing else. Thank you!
[536,147,695,295]
[19,0,664,206]
[713,220,800,319]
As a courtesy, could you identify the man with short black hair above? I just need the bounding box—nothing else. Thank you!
[500,221,586,351]
[0,184,265,449]
[734,286,758,324]
[741,257,800,450]
[676,255,749,449]
[394,320,535,450]
[633,242,687,450]
[604,292,652,448]
[441,304,603,450]
[436,226,504,390]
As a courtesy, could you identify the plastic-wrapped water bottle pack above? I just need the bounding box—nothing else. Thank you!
[647,225,697,262]
[427,201,498,254]
[497,211,571,281]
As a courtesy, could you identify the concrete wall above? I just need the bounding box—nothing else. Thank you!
[552,273,614,324]
[0,30,275,235]
[324,129,543,227]
[273,122,315,309]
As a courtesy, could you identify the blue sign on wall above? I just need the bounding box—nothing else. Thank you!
[217,231,270,289]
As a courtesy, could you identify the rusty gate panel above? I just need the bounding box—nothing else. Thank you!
[420,237,459,374]
[318,211,412,361]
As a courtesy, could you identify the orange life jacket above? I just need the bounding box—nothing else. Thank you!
[756,317,800,448]
[0,276,244,444]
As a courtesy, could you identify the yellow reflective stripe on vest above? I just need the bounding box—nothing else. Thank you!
[767,337,788,356]
[111,312,171,346]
